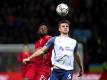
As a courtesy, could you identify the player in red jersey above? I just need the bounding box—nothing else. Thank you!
[24,24,52,80]
[17,44,32,78]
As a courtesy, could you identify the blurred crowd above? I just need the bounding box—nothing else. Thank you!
[0,0,107,72]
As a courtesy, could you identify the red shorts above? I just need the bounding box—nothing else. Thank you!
[25,64,51,80]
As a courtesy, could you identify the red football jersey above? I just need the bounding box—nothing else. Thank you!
[17,52,32,63]
[34,35,52,67]
[17,52,32,77]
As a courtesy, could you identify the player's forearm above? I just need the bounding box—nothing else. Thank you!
[77,57,83,71]
[28,49,44,60]
[75,52,83,71]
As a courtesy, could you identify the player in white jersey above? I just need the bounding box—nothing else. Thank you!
[23,19,83,80]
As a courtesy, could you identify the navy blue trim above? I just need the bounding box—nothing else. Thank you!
[74,43,78,53]
[45,37,56,49]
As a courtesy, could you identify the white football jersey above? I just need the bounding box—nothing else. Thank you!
[46,36,77,70]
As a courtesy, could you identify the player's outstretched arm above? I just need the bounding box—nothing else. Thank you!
[23,46,48,64]
[74,51,84,77]
[23,37,54,64]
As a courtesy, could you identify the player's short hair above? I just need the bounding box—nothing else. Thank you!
[37,23,49,30]
[58,19,70,27]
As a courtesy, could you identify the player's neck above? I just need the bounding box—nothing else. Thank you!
[24,51,29,54]
[40,34,47,38]
[60,33,69,37]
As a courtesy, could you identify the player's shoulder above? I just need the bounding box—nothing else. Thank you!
[47,36,57,44]
[53,36,60,39]
[45,35,52,38]
[45,35,52,39]
[51,36,58,40]
[69,37,77,43]
[18,52,24,56]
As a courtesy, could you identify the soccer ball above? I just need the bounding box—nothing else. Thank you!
[56,3,69,16]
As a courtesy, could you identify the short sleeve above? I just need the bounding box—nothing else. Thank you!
[45,37,56,49]
[74,42,78,53]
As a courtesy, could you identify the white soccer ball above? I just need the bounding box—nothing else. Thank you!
[56,3,69,16]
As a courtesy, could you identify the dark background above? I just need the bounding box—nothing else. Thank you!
[0,0,107,72]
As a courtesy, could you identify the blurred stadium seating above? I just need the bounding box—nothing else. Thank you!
[0,0,107,80]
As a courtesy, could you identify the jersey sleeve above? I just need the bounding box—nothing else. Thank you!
[74,42,78,53]
[45,37,55,49]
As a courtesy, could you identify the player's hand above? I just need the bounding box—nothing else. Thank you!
[23,58,30,64]
[78,70,83,77]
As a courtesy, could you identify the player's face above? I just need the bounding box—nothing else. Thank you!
[59,23,69,34]
[23,45,29,52]
[38,25,48,35]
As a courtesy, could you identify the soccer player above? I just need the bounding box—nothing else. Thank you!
[23,20,83,80]
[24,24,52,80]
[17,44,32,78]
